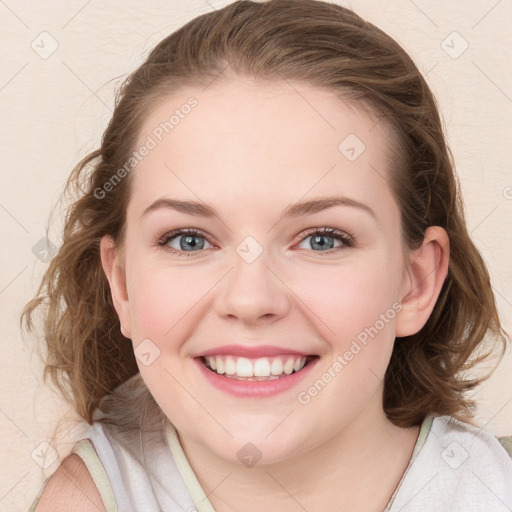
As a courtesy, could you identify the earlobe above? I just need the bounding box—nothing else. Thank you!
[100,235,132,338]
[395,226,450,337]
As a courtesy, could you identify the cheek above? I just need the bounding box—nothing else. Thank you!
[290,253,402,384]
[296,259,401,335]
[125,256,216,342]
[290,259,402,416]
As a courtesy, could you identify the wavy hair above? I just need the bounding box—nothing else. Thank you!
[22,0,506,435]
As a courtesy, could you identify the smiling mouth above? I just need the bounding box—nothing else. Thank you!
[200,354,319,381]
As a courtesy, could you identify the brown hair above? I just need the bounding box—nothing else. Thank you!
[22,0,507,433]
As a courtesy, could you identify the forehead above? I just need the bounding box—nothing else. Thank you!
[129,77,397,222]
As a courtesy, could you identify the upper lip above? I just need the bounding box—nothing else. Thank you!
[196,344,315,358]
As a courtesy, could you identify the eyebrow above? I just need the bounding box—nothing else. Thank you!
[141,196,377,221]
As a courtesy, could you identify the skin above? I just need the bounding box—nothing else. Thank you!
[101,76,449,511]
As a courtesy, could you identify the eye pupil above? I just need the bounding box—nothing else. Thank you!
[180,235,204,251]
[311,234,334,250]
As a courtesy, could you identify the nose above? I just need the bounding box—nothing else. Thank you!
[215,245,291,326]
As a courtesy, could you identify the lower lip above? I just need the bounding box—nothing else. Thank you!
[194,357,319,398]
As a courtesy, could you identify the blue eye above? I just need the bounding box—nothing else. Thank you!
[159,229,213,256]
[296,227,353,253]
[158,227,353,257]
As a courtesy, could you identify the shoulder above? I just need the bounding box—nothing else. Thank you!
[33,454,105,511]
[431,415,512,467]
[427,416,512,504]
[390,415,512,510]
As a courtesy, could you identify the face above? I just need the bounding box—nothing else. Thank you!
[113,77,412,464]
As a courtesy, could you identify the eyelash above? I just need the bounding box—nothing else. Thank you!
[157,227,354,257]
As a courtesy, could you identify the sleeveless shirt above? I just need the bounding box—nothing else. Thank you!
[29,414,512,511]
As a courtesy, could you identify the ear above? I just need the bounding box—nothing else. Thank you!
[100,235,132,339]
[395,226,450,337]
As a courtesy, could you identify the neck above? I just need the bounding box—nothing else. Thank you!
[177,392,421,512]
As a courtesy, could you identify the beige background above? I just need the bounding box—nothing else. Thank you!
[1,1,511,510]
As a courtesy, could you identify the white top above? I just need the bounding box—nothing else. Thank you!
[29,414,512,511]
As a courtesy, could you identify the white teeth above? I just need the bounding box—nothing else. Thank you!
[235,357,253,377]
[225,356,236,375]
[283,357,295,375]
[204,355,308,378]
[253,358,271,377]
[270,358,284,376]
